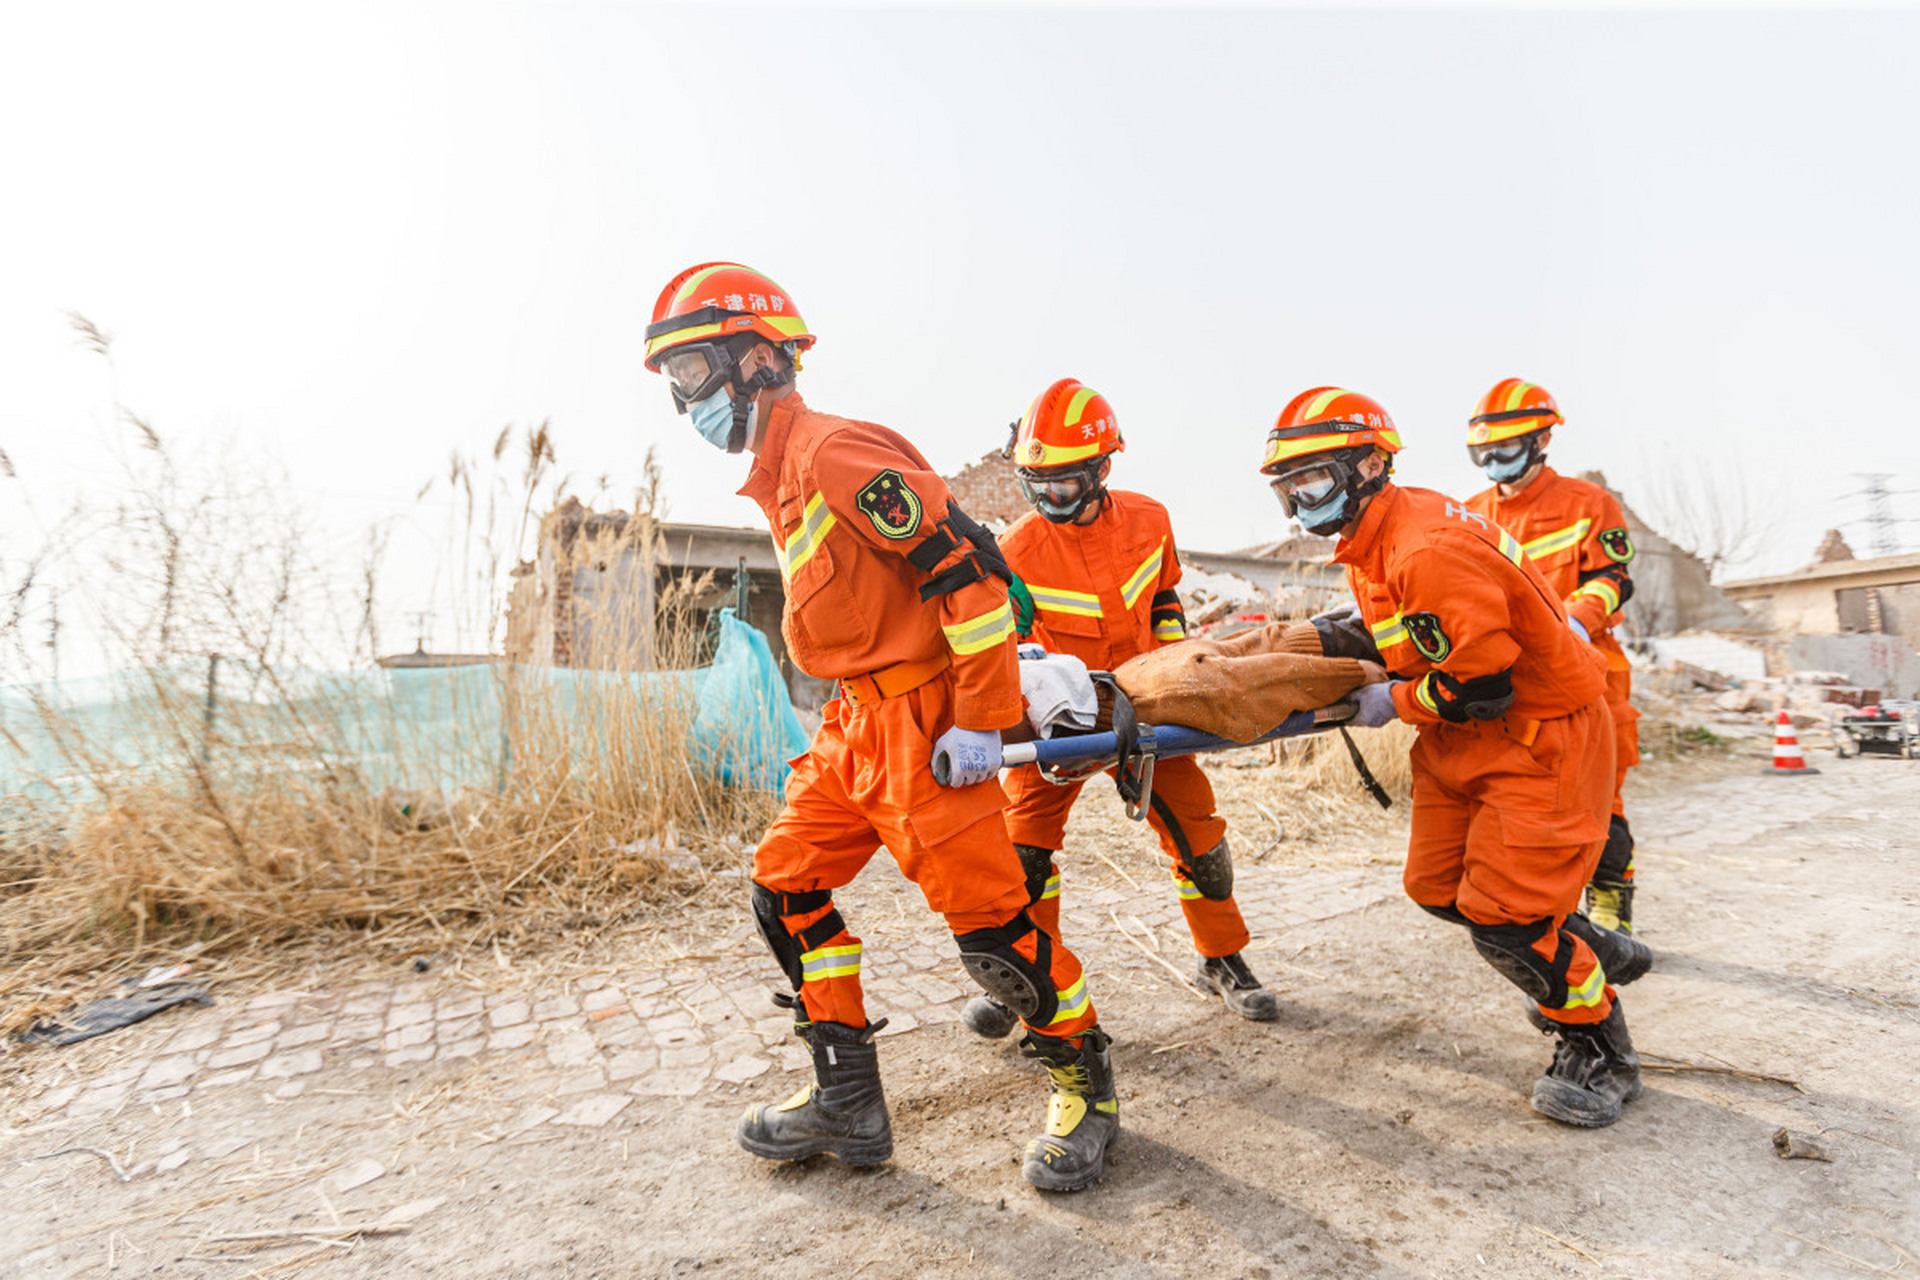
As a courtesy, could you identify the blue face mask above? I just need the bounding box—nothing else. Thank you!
[1294,488,1351,535]
[689,388,739,450]
[1481,447,1533,484]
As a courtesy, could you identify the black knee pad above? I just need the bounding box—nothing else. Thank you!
[1562,911,1639,977]
[1595,814,1634,884]
[1014,843,1056,906]
[1419,901,1471,926]
[1469,919,1561,1004]
[750,881,843,991]
[1182,838,1234,901]
[954,911,1059,1026]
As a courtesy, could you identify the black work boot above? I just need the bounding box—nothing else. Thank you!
[962,995,1020,1038]
[737,1019,892,1166]
[1192,952,1279,1021]
[1563,912,1653,986]
[1530,1002,1643,1128]
[1585,880,1637,934]
[1020,1027,1119,1191]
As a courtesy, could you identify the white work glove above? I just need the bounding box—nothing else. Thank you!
[932,725,1002,787]
[1347,681,1402,729]
[1568,616,1590,643]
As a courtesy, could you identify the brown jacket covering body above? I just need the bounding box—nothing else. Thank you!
[1111,622,1369,741]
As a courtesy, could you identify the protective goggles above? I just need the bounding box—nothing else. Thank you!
[660,342,739,414]
[1268,461,1341,509]
[1267,451,1368,515]
[1467,437,1534,469]
[1016,461,1104,518]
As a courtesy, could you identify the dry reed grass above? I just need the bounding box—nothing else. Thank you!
[0,324,780,1031]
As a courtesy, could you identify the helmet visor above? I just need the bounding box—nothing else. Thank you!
[1017,462,1101,519]
[1468,439,1532,469]
[661,345,733,413]
[1268,461,1342,510]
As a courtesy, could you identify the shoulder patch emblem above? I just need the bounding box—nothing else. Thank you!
[1405,612,1452,663]
[1598,527,1634,563]
[855,469,923,540]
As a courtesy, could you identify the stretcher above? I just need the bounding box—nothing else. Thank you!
[935,698,1378,819]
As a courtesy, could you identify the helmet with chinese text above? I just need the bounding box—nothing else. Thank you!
[642,263,814,371]
[1008,378,1124,523]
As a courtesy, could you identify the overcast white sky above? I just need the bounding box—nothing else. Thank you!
[3,1,1917,670]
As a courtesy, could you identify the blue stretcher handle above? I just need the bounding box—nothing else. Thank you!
[931,702,1357,786]
[998,702,1355,771]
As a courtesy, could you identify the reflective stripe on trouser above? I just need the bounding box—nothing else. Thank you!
[752,675,1100,1032]
[1028,863,1064,940]
[1402,699,1616,1025]
[1522,914,1614,1026]
[1004,753,1247,958]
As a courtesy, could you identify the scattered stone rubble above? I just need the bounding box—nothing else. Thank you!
[1631,631,1904,750]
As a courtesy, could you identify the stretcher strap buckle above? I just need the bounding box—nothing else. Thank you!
[1116,740,1157,823]
[838,653,952,708]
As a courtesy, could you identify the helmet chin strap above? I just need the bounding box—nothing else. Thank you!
[1296,451,1389,536]
[725,363,792,454]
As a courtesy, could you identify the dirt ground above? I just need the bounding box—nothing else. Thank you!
[5,742,1917,1279]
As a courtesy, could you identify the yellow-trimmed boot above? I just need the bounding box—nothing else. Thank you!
[1020,1027,1118,1191]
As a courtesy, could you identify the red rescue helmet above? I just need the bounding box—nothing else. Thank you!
[1006,378,1125,524]
[643,263,814,371]
[1466,378,1562,447]
[1259,387,1402,474]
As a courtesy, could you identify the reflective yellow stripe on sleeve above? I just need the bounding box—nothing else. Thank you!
[1521,518,1592,563]
[1040,872,1061,902]
[1028,584,1103,617]
[1496,529,1526,567]
[1120,539,1166,609]
[943,600,1016,655]
[779,492,838,578]
[800,941,863,983]
[1172,872,1202,901]
[1415,673,1440,716]
[1371,611,1409,651]
[1573,577,1622,614]
[1153,619,1186,642]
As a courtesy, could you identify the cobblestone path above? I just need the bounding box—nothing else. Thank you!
[7,856,1398,1147]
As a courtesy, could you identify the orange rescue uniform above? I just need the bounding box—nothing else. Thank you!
[1335,483,1620,1025]
[1000,491,1248,958]
[741,394,1097,1039]
[1465,467,1639,818]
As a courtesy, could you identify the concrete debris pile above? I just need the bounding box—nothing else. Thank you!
[1180,565,1275,631]
[1631,632,1898,751]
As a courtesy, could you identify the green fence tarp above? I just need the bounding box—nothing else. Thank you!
[0,609,806,805]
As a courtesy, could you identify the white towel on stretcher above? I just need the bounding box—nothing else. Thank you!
[1017,645,1099,739]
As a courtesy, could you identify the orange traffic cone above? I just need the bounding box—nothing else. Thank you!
[1765,710,1820,776]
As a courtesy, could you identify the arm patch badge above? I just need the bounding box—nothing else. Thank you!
[1405,612,1452,663]
[1598,527,1634,564]
[855,470,923,540]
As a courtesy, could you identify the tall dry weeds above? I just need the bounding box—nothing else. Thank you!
[0,328,779,1028]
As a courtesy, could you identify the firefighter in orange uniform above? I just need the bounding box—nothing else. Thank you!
[644,264,1118,1190]
[1463,379,1642,934]
[1260,387,1651,1126]
[959,378,1279,1040]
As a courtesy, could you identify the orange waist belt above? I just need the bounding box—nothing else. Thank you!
[838,653,952,709]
